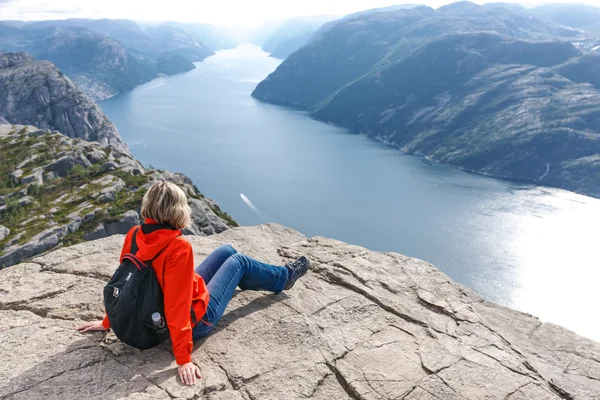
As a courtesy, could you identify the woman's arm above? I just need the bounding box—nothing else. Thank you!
[76,320,107,332]
[163,240,196,366]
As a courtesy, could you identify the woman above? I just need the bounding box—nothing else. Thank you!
[76,181,310,386]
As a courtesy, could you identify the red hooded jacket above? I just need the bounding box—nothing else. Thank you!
[102,219,209,365]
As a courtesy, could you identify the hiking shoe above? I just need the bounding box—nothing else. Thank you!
[284,256,310,290]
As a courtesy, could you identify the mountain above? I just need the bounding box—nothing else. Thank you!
[310,4,425,43]
[0,23,158,100]
[260,16,339,59]
[0,124,236,268]
[253,3,577,110]
[163,22,238,51]
[0,19,229,100]
[528,4,600,30]
[0,53,128,152]
[252,2,600,197]
[0,53,236,267]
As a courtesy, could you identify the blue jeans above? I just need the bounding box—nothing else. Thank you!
[192,244,288,340]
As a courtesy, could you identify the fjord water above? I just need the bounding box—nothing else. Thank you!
[100,45,600,341]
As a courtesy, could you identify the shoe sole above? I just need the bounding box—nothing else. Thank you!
[285,259,310,291]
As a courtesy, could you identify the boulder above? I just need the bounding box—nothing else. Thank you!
[21,169,44,186]
[185,198,229,236]
[83,208,102,224]
[8,168,23,183]
[86,148,106,164]
[104,210,140,236]
[0,227,63,267]
[99,161,119,173]
[17,196,33,207]
[44,171,59,182]
[0,224,599,399]
[84,224,107,241]
[44,154,93,177]
[7,188,27,200]
[95,176,126,203]
[0,225,9,241]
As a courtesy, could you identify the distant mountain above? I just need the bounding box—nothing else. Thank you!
[164,22,238,51]
[310,4,424,43]
[0,52,128,153]
[482,2,527,14]
[252,2,600,197]
[0,18,234,100]
[260,16,339,59]
[528,4,600,30]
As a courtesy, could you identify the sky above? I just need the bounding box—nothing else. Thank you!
[0,0,598,26]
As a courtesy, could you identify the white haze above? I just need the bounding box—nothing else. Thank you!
[0,0,598,26]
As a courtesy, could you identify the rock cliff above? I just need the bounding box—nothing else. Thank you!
[0,53,128,153]
[0,124,236,268]
[252,3,600,198]
[0,224,598,399]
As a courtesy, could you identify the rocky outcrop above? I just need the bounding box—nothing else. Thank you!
[0,53,129,153]
[0,224,598,399]
[0,124,236,268]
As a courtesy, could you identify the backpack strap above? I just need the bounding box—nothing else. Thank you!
[130,227,141,255]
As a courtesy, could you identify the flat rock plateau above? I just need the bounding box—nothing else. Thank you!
[0,224,599,400]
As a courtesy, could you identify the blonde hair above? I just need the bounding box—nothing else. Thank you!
[141,181,191,229]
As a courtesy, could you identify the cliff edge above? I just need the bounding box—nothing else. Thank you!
[0,224,598,399]
[0,53,128,153]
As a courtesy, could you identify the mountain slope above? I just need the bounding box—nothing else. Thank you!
[0,124,236,268]
[0,19,228,99]
[252,3,578,110]
[0,53,128,152]
[0,53,236,267]
[261,16,338,59]
[252,2,600,197]
[312,33,600,196]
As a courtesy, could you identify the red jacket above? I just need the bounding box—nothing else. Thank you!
[102,219,210,365]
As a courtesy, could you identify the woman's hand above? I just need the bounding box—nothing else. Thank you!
[178,362,202,386]
[75,320,107,333]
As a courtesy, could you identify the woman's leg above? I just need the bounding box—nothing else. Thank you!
[192,253,289,340]
[194,244,237,284]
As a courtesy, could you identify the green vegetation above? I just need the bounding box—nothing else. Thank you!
[208,203,238,227]
[1,127,238,261]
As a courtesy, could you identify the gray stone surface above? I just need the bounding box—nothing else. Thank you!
[8,168,23,183]
[187,198,229,236]
[45,154,93,177]
[0,53,129,154]
[104,210,141,236]
[84,223,107,241]
[0,225,9,241]
[99,161,119,173]
[17,196,33,207]
[0,224,598,399]
[86,148,106,164]
[0,124,235,268]
[21,168,44,185]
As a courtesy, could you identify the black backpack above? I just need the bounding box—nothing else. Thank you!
[103,226,177,350]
